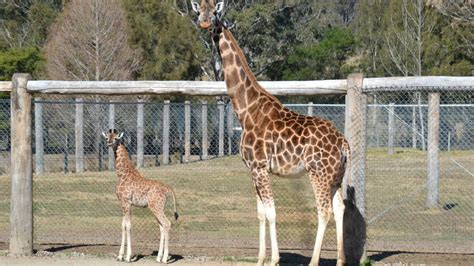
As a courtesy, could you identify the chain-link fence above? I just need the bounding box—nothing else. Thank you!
[0,87,473,254]
[363,89,473,253]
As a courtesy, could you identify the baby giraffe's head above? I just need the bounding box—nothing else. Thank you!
[102,129,124,151]
[191,0,224,30]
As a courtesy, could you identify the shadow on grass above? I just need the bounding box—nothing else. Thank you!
[280,252,336,265]
[343,186,366,265]
[369,251,403,261]
[41,244,105,253]
[134,252,183,263]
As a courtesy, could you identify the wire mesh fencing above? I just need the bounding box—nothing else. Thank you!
[0,87,473,254]
[363,88,473,253]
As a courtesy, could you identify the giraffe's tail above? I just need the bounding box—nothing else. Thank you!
[168,188,179,220]
[342,141,356,203]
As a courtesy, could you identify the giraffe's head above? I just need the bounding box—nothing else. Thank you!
[102,129,124,149]
[191,0,224,30]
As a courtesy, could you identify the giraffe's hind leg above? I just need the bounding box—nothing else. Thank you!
[308,172,334,266]
[333,187,346,265]
[149,199,171,263]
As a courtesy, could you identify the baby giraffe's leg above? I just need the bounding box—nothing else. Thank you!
[149,199,170,263]
[156,225,164,262]
[160,216,171,263]
[117,216,126,261]
[118,203,131,261]
[124,205,133,262]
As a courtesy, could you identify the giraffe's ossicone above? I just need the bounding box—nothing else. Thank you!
[103,129,179,263]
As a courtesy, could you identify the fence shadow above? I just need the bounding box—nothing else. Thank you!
[42,244,105,253]
[280,252,336,265]
[343,186,366,264]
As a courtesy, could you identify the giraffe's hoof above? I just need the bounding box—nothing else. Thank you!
[270,258,280,266]
[117,256,123,261]
[125,257,132,263]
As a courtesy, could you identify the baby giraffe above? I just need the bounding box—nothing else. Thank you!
[103,129,179,263]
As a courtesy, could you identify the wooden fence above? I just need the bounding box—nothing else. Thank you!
[1,74,473,256]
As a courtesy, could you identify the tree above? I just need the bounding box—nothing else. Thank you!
[43,0,142,171]
[281,27,355,81]
[122,0,204,81]
[0,0,62,50]
[44,0,142,81]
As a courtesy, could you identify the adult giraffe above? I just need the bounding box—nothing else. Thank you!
[192,1,350,265]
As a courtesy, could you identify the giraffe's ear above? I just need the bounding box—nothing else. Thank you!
[102,132,108,138]
[191,1,199,13]
[117,132,124,139]
[215,1,224,14]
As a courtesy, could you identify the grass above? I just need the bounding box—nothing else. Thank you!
[0,148,473,254]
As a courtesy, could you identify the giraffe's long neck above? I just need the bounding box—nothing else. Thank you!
[114,143,138,179]
[218,29,283,128]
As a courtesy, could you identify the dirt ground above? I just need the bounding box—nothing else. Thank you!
[1,243,473,265]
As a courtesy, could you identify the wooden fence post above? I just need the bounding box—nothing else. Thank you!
[137,98,144,168]
[218,100,225,157]
[108,102,115,170]
[75,98,84,172]
[34,97,44,175]
[227,103,234,155]
[307,102,313,116]
[427,92,440,208]
[388,103,395,155]
[184,101,191,163]
[162,100,170,165]
[201,101,208,160]
[344,73,367,263]
[10,73,33,256]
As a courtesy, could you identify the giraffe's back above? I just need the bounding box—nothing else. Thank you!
[240,108,348,182]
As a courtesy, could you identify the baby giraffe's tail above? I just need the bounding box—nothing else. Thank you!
[169,188,179,220]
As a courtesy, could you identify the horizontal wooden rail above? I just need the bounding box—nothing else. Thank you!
[3,76,473,95]
[0,81,12,92]
[363,76,474,91]
[27,80,348,96]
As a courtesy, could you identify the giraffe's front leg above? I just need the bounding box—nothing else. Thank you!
[256,198,266,266]
[125,217,132,262]
[119,204,132,262]
[117,216,126,261]
[252,167,279,266]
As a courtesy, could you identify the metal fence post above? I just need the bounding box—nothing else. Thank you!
[388,103,395,155]
[201,101,208,160]
[218,100,224,157]
[307,101,313,116]
[34,97,44,175]
[137,98,144,168]
[227,103,234,155]
[427,92,440,208]
[75,98,84,172]
[10,73,33,256]
[184,101,191,163]
[162,100,170,165]
[108,102,115,170]
[344,73,367,263]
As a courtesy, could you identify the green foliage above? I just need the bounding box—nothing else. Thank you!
[0,47,44,81]
[0,0,62,50]
[354,0,473,77]
[122,0,204,80]
[282,27,355,80]
[225,1,348,80]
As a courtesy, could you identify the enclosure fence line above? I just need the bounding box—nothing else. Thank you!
[1,74,473,256]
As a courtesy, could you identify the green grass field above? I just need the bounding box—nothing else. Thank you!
[0,148,473,254]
